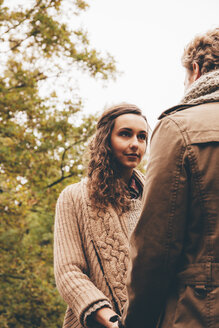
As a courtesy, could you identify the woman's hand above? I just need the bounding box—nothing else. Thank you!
[93,307,119,328]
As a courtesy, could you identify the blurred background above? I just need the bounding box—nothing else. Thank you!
[0,0,218,327]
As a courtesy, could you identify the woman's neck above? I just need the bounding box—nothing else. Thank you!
[119,167,133,184]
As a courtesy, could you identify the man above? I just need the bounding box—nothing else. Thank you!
[123,28,219,328]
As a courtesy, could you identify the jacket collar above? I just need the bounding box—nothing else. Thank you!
[158,101,219,120]
[158,104,196,119]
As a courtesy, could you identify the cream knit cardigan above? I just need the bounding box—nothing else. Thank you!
[54,170,145,328]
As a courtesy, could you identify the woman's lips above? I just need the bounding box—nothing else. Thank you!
[125,153,139,158]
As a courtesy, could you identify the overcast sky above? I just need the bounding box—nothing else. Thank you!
[76,0,219,129]
[4,0,219,129]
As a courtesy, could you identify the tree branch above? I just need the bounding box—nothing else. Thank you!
[46,137,89,188]
[7,72,47,91]
[45,172,76,188]
[0,0,43,37]
[0,273,25,280]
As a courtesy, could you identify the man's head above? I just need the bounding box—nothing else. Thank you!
[182,27,219,90]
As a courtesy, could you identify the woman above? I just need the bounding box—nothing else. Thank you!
[54,104,149,328]
[122,28,219,328]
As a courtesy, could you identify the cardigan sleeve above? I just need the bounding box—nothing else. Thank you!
[54,183,112,326]
[84,300,112,327]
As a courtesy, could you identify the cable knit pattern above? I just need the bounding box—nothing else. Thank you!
[54,170,145,328]
[180,69,219,105]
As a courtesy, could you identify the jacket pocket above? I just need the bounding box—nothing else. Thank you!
[172,284,219,328]
[187,130,219,144]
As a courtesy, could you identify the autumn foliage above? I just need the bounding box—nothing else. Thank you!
[0,1,117,326]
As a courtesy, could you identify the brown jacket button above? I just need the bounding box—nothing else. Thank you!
[194,285,207,299]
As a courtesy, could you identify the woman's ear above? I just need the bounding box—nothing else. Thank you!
[192,62,201,81]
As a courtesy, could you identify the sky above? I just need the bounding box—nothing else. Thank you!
[4,0,219,129]
[75,0,219,129]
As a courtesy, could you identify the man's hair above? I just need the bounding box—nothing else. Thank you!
[182,27,219,75]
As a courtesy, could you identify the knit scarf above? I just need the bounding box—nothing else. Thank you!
[180,69,219,105]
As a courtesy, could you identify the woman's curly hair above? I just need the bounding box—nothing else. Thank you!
[182,27,219,74]
[87,103,149,213]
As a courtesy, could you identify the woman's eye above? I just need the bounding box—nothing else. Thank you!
[120,131,130,137]
[138,134,146,140]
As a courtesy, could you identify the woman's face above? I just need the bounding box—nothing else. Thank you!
[110,113,147,173]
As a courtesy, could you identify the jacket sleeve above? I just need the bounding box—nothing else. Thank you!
[54,184,111,326]
[123,117,189,328]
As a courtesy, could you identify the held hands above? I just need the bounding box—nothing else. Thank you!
[93,307,121,328]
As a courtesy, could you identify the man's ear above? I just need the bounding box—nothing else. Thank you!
[192,62,201,82]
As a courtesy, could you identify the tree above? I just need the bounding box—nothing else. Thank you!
[0,1,117,326]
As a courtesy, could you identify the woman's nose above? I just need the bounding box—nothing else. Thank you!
[130,136,138,148]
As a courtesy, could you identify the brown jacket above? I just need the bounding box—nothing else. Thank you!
[54,170,144,328]
[124,102,219,328]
